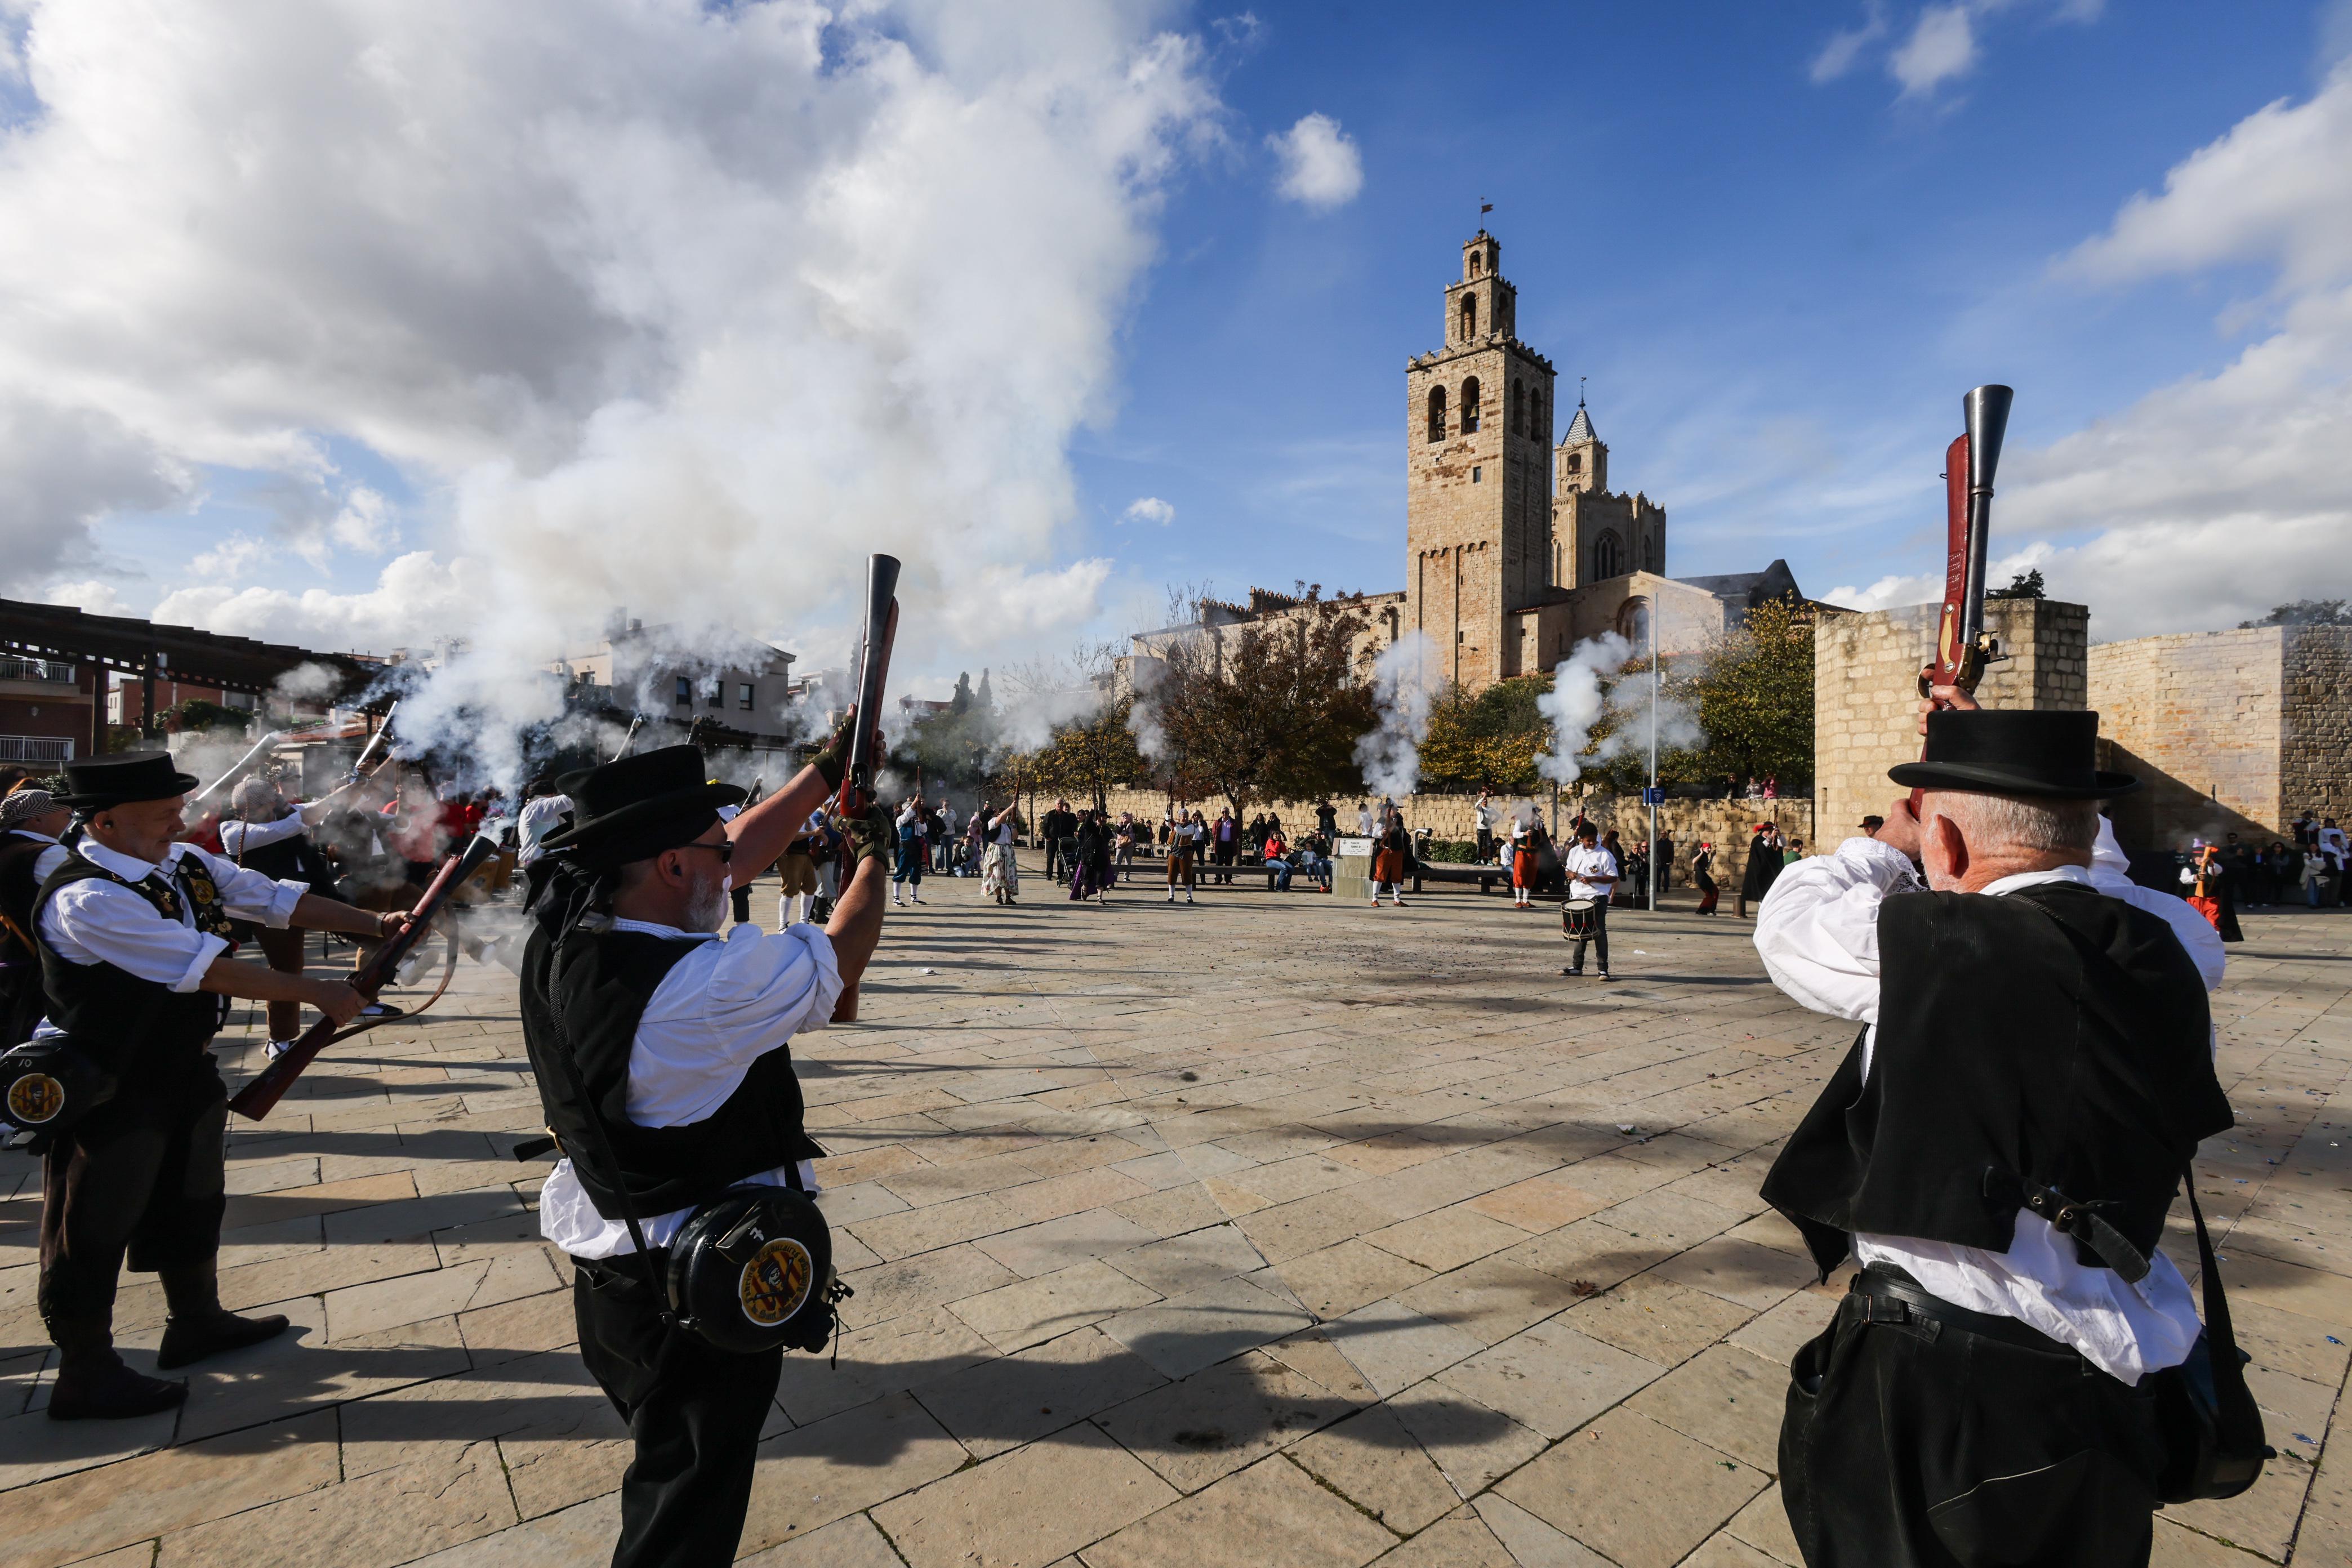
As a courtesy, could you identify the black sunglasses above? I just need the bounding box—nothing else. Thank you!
[671,839,734,866]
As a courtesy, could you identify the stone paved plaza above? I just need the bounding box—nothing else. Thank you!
[4,858,2350,1567]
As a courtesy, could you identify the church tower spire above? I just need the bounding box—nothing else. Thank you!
[1402,233,1558,688]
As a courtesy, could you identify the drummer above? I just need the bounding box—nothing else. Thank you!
[1560,821,1620,981]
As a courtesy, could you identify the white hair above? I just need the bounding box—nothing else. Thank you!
[1923,791,2101,856]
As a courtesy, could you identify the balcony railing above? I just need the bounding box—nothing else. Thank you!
[0,735,73,763]
[0,657,74,684]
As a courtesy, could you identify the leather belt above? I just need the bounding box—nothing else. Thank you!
[1847,1263,2075,1356]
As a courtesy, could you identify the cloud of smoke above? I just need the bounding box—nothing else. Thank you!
[0,1,1224,784]
[1353,631,1440,800]
[1535,633,1630,786]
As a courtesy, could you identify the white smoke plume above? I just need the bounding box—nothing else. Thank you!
[0,1,1226,783]
[1590,673,1706,768]
[1352,631,1440,799]
[1535,633,1631,786]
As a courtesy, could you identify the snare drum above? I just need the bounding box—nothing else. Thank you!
[1561,897,1601,939]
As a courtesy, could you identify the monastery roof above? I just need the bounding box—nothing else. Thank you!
[1562,404,1596,444]
[1673,559,1804,608]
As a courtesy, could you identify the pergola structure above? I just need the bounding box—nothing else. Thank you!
[0,597,385,757]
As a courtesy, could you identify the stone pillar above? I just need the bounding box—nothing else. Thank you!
[1813,599,2088,849]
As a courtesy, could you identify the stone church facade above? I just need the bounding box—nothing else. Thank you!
[1136,231,1804,692]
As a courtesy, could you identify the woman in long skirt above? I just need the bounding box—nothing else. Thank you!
[981,802,1021,905]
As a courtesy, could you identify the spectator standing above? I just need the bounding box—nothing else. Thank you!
[1692,841,1719,915]
[1316,800,1339,843]
[1166,810,1200,903]
[1473,789,1498,866]
[891,796,927,906]
[1113,812,1138,882]
[964,806,986,876]
[1655,830,1675,893]
[1211,807,1239,885]
[1041,799,1076,884]
[1355,800,1374,836]
[1735,822,1781,918]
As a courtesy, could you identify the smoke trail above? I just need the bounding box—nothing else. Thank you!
[1353,631,1440,800]
[1535,633,1631,786]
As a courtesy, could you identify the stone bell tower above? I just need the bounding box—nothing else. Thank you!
[1404,232,1558,688]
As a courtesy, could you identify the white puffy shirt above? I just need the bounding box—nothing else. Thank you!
[1753,835,2220,1384]
[537,917,842,1259]
[38,838,305,996]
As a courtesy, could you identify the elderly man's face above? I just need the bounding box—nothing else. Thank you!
[89,795,187,863]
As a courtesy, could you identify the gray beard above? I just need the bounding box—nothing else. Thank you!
[683,871,730,933]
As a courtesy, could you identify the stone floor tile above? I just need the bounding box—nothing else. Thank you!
[1566,1272,1755,1367]
[736,1389,970,1556]
[813,1179,914,1225]
[455,1285,577,1368]
[2208,1248,2352,1326]
[1095,1274,1315,1381]
[1465,1175,1609,1235]
[217,1170,416,1231]
[1646,1236,1819,1312]
[777,1305,994,1426]
[1433,1315,1663,1441]
[914,1324,1168,1458]
[1000,1167,1156,1226]
[1259,1326,1379,1403]
[0,1410,340,1568]
[1724,1484,1802,1564]
[1589,1189,1748,1253]
[155,1438,516,1568]
[1366,1206,1530,1273]
[1290,1401,1463,1534]
[1622,1342,1784,1471]
[1366,1506,1516,1568]
[950,1258,1162,1353]
[1276,1239,1435,1321]
[173,1297,472,1445]
[1233,1190,1398,1266]
[1113,1184,1230,1241]
[1499,1217,1677,1295]
[1680,1534,1787,1567]
[1495,1407,1768,1568]
[398,1494,622,1568]
[2150,1518,2283,1565]
[736,1509,908,1568]
[0,1387,179,1490]
[978,1209,1158,1280]
[1387,1387,1550,1500]
[1395,1257,1579,1347]
[1723,1286,1836,1369]
[1467,1494,1614,1566]
[841,1242,1021,1328]
[1325,1299,1489,1398]
[1103,1222,1270,1295]
[2166,1448,2317,1564]
[1080,1454,1397,1568]
[874,1420,1178,1568]
[322,1244,562,1340]
[2230,1296,2352,1388]
[1095,1349,1357,1493]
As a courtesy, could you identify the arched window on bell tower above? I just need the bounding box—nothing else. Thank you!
[1426,385,1447,443]
[1511,380,1525,438]
[1460,295,1477,340]
[1531,391,1545,444]
[1639,533,1656,572]
[1461,377,1481,434]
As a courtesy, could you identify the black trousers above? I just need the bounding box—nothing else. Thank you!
[1567,903,1610,974]
[729,884,751,925]
[574,1254,783,1568]
[1780,1285,2167,1567]
[40,1067,230,1335]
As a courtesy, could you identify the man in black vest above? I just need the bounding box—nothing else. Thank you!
[1753,701,2233,1566]
[520,740,888,1568]
[0,787,75,1045]
[33,752,412,1420]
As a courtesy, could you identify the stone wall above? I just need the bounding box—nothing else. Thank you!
[1054,785,1810,890]
[2282,626,2352,829]
[2088,627,2284,844]
[1812,598,2089,849]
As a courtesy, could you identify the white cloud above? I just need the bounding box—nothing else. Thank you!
[1811,2,1888,83]
[41,578,128,617]
[1998,55,2352,637]
[190,534,270,582]
[1891,6,1978,98]
[1267,112,1362,211]
[1121,495,1175,525]
[0,1,1224,773]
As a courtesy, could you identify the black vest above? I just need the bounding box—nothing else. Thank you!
[0,834,51,1044]
[34,849,237,1101]
[1761,880,2232,1279]
[520,921,821,1224]
[225,822,341,898]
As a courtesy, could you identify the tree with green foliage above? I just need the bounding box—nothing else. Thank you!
[2240,599,2352,628]
[1687,598,1815,790]
[1022,693,1148,813]
[1987,568,2046,600]
[1418,676,1551,793]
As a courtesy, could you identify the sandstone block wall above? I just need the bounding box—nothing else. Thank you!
[2088,627,2283,844]
[2283,626,2352,828]
[1813,598,2088,848]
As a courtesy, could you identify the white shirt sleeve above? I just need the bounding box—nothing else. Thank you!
[40,880,228,992]
[1752,835,1920,1026]
[623,924,844,1125]
[217,812,309,856]
[177,845,306,928]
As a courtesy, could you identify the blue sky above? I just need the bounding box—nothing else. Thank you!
[1073,1,2336,620]
[6,0,2350,703]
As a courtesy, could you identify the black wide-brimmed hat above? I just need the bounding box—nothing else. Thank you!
[57,752,201,809]
[539,745,745,867]
[1888,709,2138,800]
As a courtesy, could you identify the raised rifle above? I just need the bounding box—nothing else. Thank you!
[228,832,500,1120]
[830,554,901,1023]
[1909,384,2014,812]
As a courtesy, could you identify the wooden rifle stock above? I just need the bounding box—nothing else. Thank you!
[228,834,498,1120]
[830,554,902,1024]
[1907,386,2013,818]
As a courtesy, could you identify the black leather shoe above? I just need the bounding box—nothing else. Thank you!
[48,1356,188,1420]
[157,1310,291,1369]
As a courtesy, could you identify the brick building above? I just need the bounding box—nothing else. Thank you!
[1134,231,1805,688]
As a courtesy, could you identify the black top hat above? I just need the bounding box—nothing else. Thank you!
[538,745,745,867]
[57,751,202,809]
[1888,710,2137,800]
